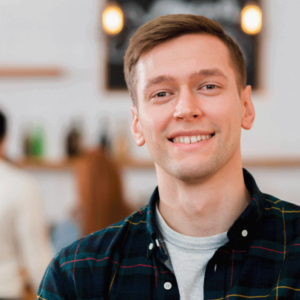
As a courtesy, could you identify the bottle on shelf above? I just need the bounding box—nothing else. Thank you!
[98,117,111,155]
[22,123,45,160]
[31,125,45,159]
[22,126,32,158]
[65,119,83,158]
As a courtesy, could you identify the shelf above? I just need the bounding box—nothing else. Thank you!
[242,158,300,168]
[116,157,155,169]
[17,158,76,171]
[0,66,64,77]
[16,157,155,171]
[16,157,300,171]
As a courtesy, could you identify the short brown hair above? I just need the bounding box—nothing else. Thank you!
[124,14,247,105]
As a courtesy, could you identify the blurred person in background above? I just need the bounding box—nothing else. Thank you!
[0,110,53,299]
[51,148,131,253]
[76,148,132,236]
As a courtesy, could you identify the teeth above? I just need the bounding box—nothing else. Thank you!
[191,136,197,143]
[184,137,190,144]
[172,134,213,144]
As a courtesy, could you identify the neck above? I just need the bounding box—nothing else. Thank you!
[156,152,250,237]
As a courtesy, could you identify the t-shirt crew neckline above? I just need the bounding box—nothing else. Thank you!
[155,203,228,251]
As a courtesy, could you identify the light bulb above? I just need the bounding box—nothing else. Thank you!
[241,4,262,35]
[102,4,124,35]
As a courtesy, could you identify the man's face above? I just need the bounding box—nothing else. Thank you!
[131,34,255,182]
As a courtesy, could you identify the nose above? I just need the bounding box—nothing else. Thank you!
[173,89,202,121]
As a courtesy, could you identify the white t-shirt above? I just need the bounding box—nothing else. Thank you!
[0,160,53,298]
[155,204,228,300]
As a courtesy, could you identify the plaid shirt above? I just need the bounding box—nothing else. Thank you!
[38,169,300,299]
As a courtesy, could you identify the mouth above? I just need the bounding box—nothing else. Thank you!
[168,133,215,144]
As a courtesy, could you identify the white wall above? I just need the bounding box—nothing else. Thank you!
[242,0,300,158]
[0,0,141,161]
[0,0,299,160]
[1,0,300,220]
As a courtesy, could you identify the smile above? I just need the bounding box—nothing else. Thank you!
[171,134,214,144]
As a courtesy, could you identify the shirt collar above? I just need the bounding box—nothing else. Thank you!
[226,169,265,247]
[146,187,171,260]
[146,187,158,238]
[145,169,266,253]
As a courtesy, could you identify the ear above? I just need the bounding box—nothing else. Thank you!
[241,85,255,130]
[131,105,145,146]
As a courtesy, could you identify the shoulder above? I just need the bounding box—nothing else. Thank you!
[0,161,40,206]
[38,205,150,297]
[263,193,300,242]
[0,160,37,186]
[263,193,300,215]
[261,194,300,287]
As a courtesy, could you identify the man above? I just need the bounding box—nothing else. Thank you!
[0,110,54,299]
[38,15,300,299]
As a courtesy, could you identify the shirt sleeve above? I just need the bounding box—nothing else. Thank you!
[37,254,73,300]
[14,175,54,293]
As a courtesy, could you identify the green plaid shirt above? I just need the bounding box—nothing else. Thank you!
[38,169,300,299]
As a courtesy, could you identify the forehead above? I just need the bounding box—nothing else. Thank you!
[135,34,236,96]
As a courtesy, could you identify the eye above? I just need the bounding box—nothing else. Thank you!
[149,90,173,103]
[154,91,170,97]
[202,84,217,90]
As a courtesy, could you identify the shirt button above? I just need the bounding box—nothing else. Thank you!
[164,282,172,290]
[149,243,154,250]
[242,229,248,237]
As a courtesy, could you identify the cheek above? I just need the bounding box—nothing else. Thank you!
[143,105,172,134]
[224,106,243,139]
[209,98,242,132]
[139,115,160,144]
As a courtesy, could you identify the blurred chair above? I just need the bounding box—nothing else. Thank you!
[75,149,132,236]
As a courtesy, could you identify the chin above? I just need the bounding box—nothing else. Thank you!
[166,161,218,183]
[154,145,238,183]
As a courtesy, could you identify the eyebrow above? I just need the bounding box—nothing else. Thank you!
[189,68,228,80]
[143,68,228,96]
[143,75,175,96]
